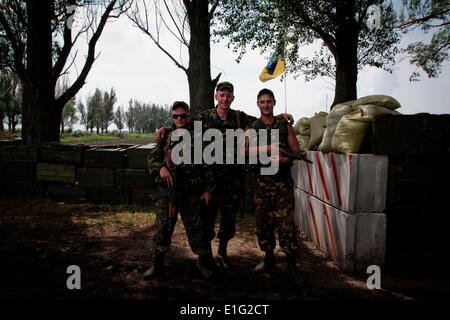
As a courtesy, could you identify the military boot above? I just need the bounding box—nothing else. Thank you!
[143,252,165,280]
[196,252,216,279]
[216,239,230,269]
[254,250,276,273]
[286,255,304,288]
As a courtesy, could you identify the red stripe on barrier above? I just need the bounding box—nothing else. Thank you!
[315,153,330,201]
[306,161,314,194]
[330,153,342,206]
[323,204,338,261]
[309,200,320,245]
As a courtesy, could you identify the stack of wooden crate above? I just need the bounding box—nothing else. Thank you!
[0,142,158,205]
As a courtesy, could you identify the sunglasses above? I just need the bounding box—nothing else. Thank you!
[172,113,188,119]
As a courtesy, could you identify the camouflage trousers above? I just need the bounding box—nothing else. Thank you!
[152,191,212,258]
[253,176,300,256]
[204,170,244,242]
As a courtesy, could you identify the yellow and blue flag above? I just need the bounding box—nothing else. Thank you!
[259,47,286,82]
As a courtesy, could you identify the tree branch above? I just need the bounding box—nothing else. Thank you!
[56,0,122,110]
[0,8,27,80]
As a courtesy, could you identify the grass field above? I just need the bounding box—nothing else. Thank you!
[60,132,154,143]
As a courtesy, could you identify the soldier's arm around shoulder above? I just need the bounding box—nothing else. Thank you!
[286,120,301,154]
[240,110,258,129]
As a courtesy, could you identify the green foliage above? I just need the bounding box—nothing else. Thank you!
[0,68,21,131]
[398,0,450,81]
[125,99,171,133]
[214,0,401,81]
[114,106,125,133]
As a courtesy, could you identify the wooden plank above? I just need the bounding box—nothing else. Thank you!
[369,114,450,154]
[0,181,46,197]
[0,145,38,162]
[40,143,88,165]
[84,147,126,168]
[126,143,156,169]
[47,184,87,203]
[37,163,76,183]
[77,167,115,187]
[115,169,154,187]
[0,162,36,181]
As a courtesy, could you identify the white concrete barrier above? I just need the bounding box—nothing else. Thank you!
[294,188,386,272]
[291,151,388,213]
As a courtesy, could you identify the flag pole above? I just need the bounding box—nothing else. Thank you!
[284,75,287,113]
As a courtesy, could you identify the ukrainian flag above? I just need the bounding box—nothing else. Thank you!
[259,47,286,82]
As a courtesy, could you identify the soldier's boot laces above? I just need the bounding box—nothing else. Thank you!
[196,253,216,279]
[216,240,230,269]
[254,250,276,273]
[143,253,165,280]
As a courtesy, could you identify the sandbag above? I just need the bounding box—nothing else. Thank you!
[295,117,311,136]
[307,112,328,150]
[352,95,401,110]
[356,104,402,116]
[331,109,374,154]
[296,135,310,151]
[318,103,355,153]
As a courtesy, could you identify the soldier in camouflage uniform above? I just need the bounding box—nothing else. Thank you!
[247,89,302,280]
[195,82,257,268]
[144,101,216,280]
[154,82,293,269]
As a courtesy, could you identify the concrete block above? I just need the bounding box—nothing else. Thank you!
[292,151,388,213]
[294,189,386,272]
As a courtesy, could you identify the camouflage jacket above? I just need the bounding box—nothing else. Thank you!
[147,130,215,194]
[194,107,257,174]
[249,117,293,181]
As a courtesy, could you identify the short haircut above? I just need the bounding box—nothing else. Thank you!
[257,88,275,101]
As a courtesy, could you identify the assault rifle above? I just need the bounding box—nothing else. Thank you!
[149,171,178,230]
[279,144,313,164]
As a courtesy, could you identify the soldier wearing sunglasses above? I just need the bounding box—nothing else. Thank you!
[145,101,217,280]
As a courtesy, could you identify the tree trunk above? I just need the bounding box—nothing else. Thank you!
[186,0,220,115]
[331,0,358,108]
[21,0,59,145]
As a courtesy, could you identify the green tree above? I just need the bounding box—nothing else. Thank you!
[87,88,103,134]
[0,69,21,132]
[61,97,78,133]
[215,0,401,107]
[397,0,449,81]
[0,0,130,145]
[114,106,125,133]
[101,87,116,133]
[128,0,221,115]
[77,100,88,132]
[125,99,136,133]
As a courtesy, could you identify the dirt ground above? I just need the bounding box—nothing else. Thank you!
[1,198,448,302]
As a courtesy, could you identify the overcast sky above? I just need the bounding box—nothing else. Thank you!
[69,11,449,129]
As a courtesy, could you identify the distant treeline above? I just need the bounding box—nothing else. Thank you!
[0,71,172,134]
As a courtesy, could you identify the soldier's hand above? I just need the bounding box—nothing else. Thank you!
[277,113,294,125]
[160,166,173,187]
[200,192,212,206]
[155,127,171,143]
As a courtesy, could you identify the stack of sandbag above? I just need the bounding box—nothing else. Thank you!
[331,109,374,154]
[307,112,328,150]
[318,101,355,152]
[331,95,402,154]
[294,117,311,151]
